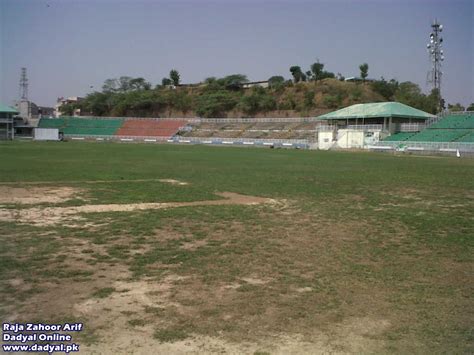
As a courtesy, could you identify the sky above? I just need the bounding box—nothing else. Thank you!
[0,0,473,108]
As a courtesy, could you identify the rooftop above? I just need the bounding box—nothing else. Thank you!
[0,104,19,114]
[317,102,436,120]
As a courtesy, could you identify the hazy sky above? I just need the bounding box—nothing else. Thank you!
[1,0,473,107]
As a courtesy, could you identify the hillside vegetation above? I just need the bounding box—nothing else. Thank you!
[63,74,441,118]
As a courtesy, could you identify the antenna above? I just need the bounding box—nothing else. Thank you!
[426,19,444,109]
[19,67,29,100]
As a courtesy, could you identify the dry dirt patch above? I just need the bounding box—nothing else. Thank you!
[0,192,276,226]
[0,186,83,205]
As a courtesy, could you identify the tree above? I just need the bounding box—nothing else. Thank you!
[268,76,285,88]
[448,103,465,112]
[218,74,248,90]
[129,77,151,91]
[102,77,150,92]
[310,62,335,81]
[102,78,120,93]
[169,69,180,86]
[359,63,369,81]
[304,91,315,109]
[162,78,172,86]
[289,66,304,83]
[311,62,324,81]
[467,103,474,111]
[196,91,238,117]
[371,77,399,100]
[394,82,440,114]
[238,87,276,115]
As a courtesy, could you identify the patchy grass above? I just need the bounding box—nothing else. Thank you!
[153,327,190,343]
[92,287,116,298]
[0,141,473,353]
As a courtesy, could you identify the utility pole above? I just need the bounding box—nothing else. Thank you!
[426,20,444,111]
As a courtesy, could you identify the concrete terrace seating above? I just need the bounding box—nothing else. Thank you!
[180,121,318,139]
[116,119,187,137]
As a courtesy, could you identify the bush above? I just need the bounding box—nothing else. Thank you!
[196,91,239,117]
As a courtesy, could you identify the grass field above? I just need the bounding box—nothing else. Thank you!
[1,141,473,354]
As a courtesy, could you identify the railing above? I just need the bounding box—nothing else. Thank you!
[316,125,337,131]
[448,111,474,115]
[188,128,318,133]
[370,141,474,152]
[63,134,313,148]
[195,117,318,123]
[398,123,426,132]
[65,134,170,141]
[180,137,313,144]
[346,124,383,130]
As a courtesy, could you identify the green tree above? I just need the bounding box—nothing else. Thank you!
[162,78,172,86]
[238,87,276,115]
[304,91,315,109]
[59,103,76,116]
[129,78,151,91]
[371,78,399,100]
[268,76,285,88]
[169,69,180,86]
[394,82,440,114]
[289,66,304,83]
[467,103,474,111]
[217,74,248,90]
[196,91,238,117]
[448,103,465,112]
[311,62,324,81]
[359,63,369,81]
[102,78,120,93]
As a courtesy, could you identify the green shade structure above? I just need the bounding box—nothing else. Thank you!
[317,102,435,120]
[0,104,18,114]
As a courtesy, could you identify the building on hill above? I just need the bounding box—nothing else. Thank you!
[54,97,83,117]
[0,104,19,140]
[241,81,269,89]
[344,77,375,82]
[316,102,435,149]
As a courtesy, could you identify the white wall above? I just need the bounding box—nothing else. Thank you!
[318,131,335,150]
[336,129,364,149]
[34,128,59,141]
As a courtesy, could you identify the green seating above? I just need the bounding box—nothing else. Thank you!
[38,117,124,136]
[383,132,416,141]
[430,114,474,129]
[386,114,474,143]
[38,118,66,128]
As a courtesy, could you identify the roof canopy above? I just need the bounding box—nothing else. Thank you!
[317,102,435,120]
[0,104,18,114]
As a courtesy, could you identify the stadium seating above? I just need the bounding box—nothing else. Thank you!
[383,132,417,141]
[384,113,474,143]
[115,119,187,137]
[180,121,318,139]
[38,117,123,135]
[38,118,67,128]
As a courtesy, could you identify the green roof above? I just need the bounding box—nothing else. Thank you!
[317,102,435,120]
[0,104,18,114]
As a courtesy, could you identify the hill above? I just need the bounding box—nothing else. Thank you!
[63,77,439,118]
